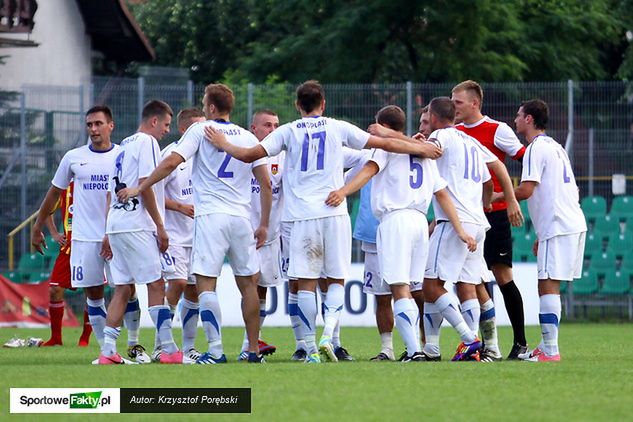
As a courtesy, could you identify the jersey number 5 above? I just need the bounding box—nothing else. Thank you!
[300,131,326,171]
[409,156,423,188]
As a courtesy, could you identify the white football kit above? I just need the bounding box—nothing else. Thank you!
[521,135,587,281]
[425,127,493,284]
[174,120,267,277]
[260,116,369,279]
[51,143,120,288]
[106,132,164,285]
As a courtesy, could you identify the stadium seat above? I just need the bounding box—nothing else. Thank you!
[426,203,435,223]
[3,271,24,283]
[620,252,633,273]
[26,271,50,283]
[592,215,621,240]
[581,195,607,221]
[572,269,599,295]
[606,234,633,258]
[43,236,60,257]
[513,232,536,262]
[17,253,46,272]
[349,197,360,233]
[610,195,633,221]
[560,281,568,294]
[589,251,616,274]
[600,271,631,295]
[583,233,603,259]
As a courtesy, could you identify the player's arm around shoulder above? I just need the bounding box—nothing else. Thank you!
[204,125,267,163]
[367,123,442,159]
[326,160,379,208]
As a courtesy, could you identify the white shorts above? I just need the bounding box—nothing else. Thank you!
[363,251,423,295]
[425,221,486,284]
[191,213,259,278]
[69,240,108,288]
[163,245,194,284]
[377,209,429,285]
[288,215,351,280]
[108,231,162,285]
[280,221,292,280]
[538,232,585,281]
[257,238,283,287]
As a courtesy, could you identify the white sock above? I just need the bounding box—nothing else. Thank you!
[332,319,341,348]
[435,293,475,343]
[87,297,106,348]
[288,292,306,351]
[422,301,443,356]
[124,295,141,347]
[322,284,344,339]
[101,326,120,356]
[394,298,421,356]
[298,290,318,354]
[539,294,561,356]
[380,332,393,355]
[180,298,199,352]
[149,305,178,354]
[460,299,480,333]
[410,298,421,347]
[199,291,223,357]
[479,299,499,353]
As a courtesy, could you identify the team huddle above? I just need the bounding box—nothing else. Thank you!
[30,79,586,364]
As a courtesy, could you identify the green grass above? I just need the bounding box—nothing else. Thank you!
[1,324,632,421]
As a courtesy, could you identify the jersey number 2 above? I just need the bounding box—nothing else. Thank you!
[218,153,233,178]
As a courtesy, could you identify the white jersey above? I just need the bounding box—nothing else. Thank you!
[162,140,193,246]
[260,116,369,221]
[369,149,447,221]
[521,135,587,240]
[106,132,164,234]
[251,151,285,244]
[429,127,493,227]
[173,120,267,219]
[51,144,120,241]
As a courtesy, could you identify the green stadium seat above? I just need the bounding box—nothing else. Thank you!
[560,281,568,294]
[42,236,61,257]
[610,195,633,221]
[581,195,607,221]
[583,233,603,259]
[606,234,633,258]
[27,271,50,283]
[349,197,361,233]
[17,253,46,272]
[620,252,633,272]
[592,215,621,240]
[572,269,599,295]
[426,203,435,223]
[589,251,616,274]
[513,232,536,262]
[600,271,631,295]
[3,271,24,283]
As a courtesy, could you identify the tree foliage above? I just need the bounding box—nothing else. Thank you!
[128,0,633,83]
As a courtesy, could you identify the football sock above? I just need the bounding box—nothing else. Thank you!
[410,298,421,347]
[288,292,307,351]
[199,291,223,357]
[298,290,318,354]
[86,297,106,348]
[101,326,120,356]
[539,294,561,356]
[394,298,421,355]
[380,332,393,355]
[45,300,64,345]
[435,293,476,343]
[499,281,527,346]
[460,299,480,333]
[479,299,499,353]
[322,284,344,339]
[332,321,341,348]
[149,305,178,354]
[259,299,267,330]
[124,295,140,347]
[180,298,199,352]
[422,301,443,356]
[78,307,92,346]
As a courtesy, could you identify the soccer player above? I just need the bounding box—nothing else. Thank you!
[118,84,272,364]
[204,81,441,363]
[101,100,182,365]
[153,107,206,363]
[507,99,586,361]
[31,105,120,356]
[237,109,281,361]
[326,105,476,362]
[40,183,93,347]
[452,80,528,359]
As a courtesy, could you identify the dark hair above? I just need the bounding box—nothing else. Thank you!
[420,105,429,114]
[429,97,455,123]
[142,100,173,121]
[177,107,205,127]
[204,84,235,114]
[86,105,113,122]
[296,80,325,113]
[520,99,549,130]
[376,105,406,132]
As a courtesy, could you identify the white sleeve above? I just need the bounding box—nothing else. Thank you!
[428,160,448,193]
[494,123,524,157]
[521,143,544,183]
[343,147,369,169]
[472,138,497,164]
[482,159,492,183]
[51,152,73,190]
[428,129,446,150]
[369,149,389,174]
[138,136,160,179]
[173,125,202,162]
[260,126,287,157]
[339,120,370,150]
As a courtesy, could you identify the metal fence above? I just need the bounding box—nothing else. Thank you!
[1,77,632,319]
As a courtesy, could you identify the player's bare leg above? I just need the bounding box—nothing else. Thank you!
[370,294,395,361]
[475,282,502,360]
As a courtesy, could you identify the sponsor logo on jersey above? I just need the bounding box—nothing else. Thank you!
[271,164,278,175]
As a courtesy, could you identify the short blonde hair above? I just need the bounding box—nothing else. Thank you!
[452,80,484,108]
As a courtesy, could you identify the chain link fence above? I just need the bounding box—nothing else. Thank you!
[1,77,632,319]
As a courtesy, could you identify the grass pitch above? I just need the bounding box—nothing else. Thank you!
[1,324,632,421]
